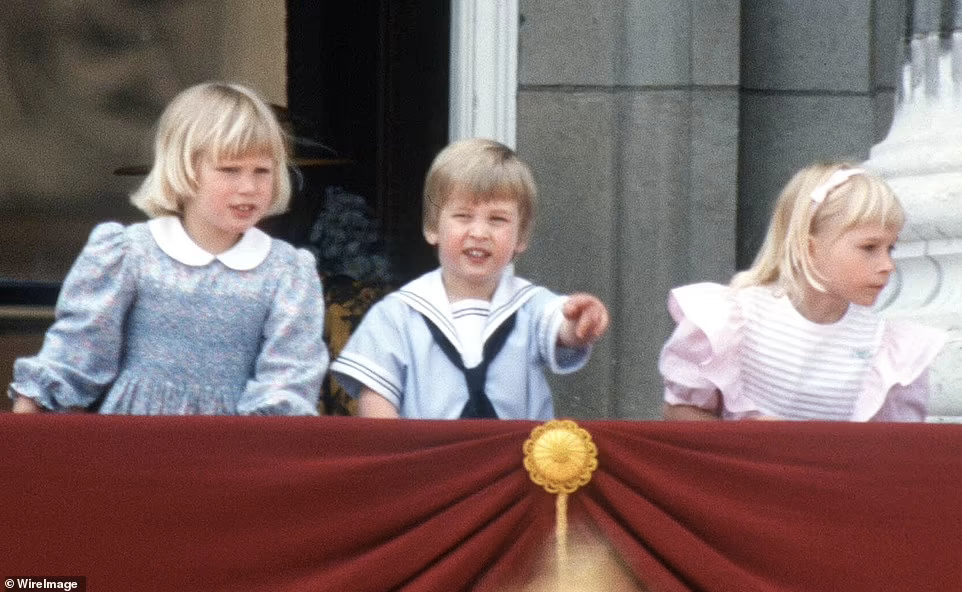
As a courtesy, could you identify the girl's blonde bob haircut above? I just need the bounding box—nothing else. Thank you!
[732,162,905,298]
[130,82,291,218]
[422,138,537,243]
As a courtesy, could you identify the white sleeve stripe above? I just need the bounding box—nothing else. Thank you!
[331,355,402,400]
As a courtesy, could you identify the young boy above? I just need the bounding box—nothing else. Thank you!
[330,138,609,419]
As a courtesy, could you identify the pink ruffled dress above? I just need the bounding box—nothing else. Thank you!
[658,282,946,421]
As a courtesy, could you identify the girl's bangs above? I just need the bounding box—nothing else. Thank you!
[202,102,278,163]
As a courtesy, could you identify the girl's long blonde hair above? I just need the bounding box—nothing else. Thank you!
[732,162,905,298]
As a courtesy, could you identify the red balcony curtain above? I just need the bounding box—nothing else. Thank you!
[3,416,961,592]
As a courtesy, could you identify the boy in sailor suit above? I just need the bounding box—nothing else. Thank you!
[330,138,609,419]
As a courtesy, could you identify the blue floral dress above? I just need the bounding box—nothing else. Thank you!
[11,217,328,415]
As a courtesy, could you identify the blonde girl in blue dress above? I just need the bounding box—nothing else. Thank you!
[9,82,328,414]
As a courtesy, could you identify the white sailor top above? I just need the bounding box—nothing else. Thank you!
[329,267,592,419]
[659,282,946,421]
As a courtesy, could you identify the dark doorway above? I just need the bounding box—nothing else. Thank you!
[285,2,450,283]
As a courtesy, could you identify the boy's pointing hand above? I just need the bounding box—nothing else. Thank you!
[559,293,610,347]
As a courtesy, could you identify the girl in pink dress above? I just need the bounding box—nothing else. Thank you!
[660,162,945,421]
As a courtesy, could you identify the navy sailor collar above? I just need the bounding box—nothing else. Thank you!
[396,265,542,352]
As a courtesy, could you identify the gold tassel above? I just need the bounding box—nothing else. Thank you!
[523,420,598,588]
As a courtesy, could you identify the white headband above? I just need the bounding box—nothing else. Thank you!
[810,168,865,206]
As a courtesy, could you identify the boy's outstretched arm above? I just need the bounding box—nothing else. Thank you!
[358,387,401,418]
[557,293,610,348]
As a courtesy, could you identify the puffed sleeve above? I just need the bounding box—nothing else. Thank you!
[10,223,136,411]
[859,319,946,422]
[328,296,408,409]
[658,282,745,414]
[236,249,328,416]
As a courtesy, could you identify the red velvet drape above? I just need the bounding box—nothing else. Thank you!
[3,416,961,591]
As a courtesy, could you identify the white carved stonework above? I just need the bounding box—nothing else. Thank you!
[864,7,962,421]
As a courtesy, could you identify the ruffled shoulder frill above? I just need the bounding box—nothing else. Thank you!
[878,320,945,384]
[667,282,742,355]
[853,319,946,421]
[662,282,761,415]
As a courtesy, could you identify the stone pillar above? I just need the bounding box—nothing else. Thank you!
[448,0,519,147]
[863,0,962,420]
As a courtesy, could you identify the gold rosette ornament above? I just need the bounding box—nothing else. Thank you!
[523,419,598,569]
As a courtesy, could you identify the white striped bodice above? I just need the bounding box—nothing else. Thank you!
[739,287,883,420]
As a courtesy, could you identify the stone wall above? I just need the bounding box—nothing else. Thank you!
[515,0,740,418]
[515,0,904,419]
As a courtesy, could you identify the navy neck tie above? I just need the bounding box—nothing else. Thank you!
[421,313,517,419]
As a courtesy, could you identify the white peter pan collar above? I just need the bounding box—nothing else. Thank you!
[148,216,272,271]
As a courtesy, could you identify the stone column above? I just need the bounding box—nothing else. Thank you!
[863,0,962,420]
[448,0,519,146]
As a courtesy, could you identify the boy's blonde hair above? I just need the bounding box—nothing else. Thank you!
[422,138,537,243]
[732,162,905,298]
[130,82,291,218]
